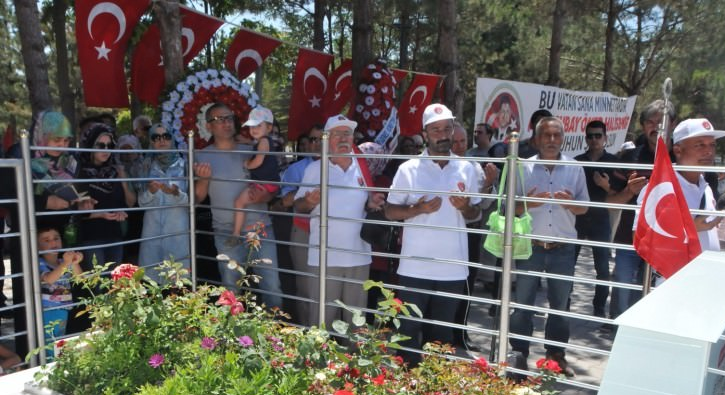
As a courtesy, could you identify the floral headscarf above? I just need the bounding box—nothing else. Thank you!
[357,141,387,177]
[30,111,77,191]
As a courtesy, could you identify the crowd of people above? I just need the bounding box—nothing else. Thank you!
[0,98,724,378]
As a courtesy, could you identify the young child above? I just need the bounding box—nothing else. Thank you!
[229,106,280,243]
[38,227,83,341]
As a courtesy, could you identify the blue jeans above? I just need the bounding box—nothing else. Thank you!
[214,227,282,308]
[575,218,611,316]
[510,243,576,357]
[612,248,643,318]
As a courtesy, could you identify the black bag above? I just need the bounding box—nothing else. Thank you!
[360,209,398,248]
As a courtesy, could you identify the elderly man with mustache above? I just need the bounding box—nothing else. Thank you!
[294,114,386,329]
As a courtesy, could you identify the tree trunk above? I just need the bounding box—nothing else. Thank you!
[547,0,565,87]
[154,0,184,88]
[313,0,327,51]
[52,0,75,128]
[13,0,52,117]
[352,0,373,106]
[602,0,616,92]
[437,0,462,118]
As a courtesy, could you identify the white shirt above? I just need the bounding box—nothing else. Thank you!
[295,157,371,267]
[517,154,589,240]
[634,171,720,252]
[387,151,482,281]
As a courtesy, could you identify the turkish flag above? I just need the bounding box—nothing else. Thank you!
[224,28,282,80]
[391,68,410,86]
[322,59,353,118]
[131,6,223,105]
[634,136,702,279]
[288,48,333,141]
[398,73,441,136]
[76,0,150,108]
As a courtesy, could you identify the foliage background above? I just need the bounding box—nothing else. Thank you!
[3,0,725,158]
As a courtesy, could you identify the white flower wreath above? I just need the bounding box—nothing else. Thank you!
[161,68,258,150]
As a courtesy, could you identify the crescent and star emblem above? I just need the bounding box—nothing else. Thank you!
[643,182,682,240]
[234,49,264,74]
[87,2,127,61]
[332,70,351,101]
[303,67,328,108]
[408,85,428,114]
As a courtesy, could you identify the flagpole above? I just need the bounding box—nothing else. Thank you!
[643,78,673,296]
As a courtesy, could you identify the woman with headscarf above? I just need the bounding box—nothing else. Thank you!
[30,111,94,240]
[137,124,189,282]
[76,123,135,271]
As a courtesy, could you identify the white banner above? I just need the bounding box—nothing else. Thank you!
[475,78,637,157]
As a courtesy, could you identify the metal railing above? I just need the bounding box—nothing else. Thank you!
[4,130,725,392]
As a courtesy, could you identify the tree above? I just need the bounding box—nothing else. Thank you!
[154,0,184,89]
[50,0,75,128]
[13,0,52,116]
[437,0,461,116]
[352,0,373,106]
[546,0,566,86]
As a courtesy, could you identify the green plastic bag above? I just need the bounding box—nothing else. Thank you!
[483,159,532,260]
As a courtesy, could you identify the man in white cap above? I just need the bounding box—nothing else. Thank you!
[385,103,490,366]
[635,118,724,254]
[294,114,386,328]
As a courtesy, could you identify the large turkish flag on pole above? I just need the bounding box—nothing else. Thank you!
[76,0,150,108]
[224,28,282,80]
[131,6,223,105]
[397,73,441,136]
[634,136,702,279]
[322,59,353,118]
[287,48,333,141]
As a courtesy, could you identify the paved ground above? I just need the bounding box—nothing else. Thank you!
[458,246,615,394]
[1,247,614,393]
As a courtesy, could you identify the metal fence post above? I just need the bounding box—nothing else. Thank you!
[497,131,520,364]
[186,131,197,291]
[316,131,330,326]
[19,130,44,366]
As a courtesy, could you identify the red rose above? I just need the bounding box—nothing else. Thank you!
[111,263,139,281]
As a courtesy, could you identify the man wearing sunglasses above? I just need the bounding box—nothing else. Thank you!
[574,120,619,321]
[132,115,152,149]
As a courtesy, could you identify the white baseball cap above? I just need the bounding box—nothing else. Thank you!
[422,103,455,128]
[242,105,274,127]
[672,118,725,144]
[324,114,358,132]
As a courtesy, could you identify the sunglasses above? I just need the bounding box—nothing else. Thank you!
[586,133,604,139]
[94,142,115,150]
[207,115,235,124]
[151,132,173,142]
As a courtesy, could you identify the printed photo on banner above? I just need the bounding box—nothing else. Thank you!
[475,78,638,157]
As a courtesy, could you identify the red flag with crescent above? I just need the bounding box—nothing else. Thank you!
[398,73,441,136]
[391,68,410,86]
[288,48,333,141]
[131,6,223,105]
[322,59,353,118]
[76,0,150,107]
[224,28,282,80]
[634,136,701,279]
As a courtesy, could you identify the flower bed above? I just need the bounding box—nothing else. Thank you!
[30,229,560,394]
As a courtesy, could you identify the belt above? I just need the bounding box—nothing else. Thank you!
[532,240,563,250]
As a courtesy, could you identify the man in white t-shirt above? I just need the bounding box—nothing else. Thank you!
[294,115,385,328]
[385,103,491,366]
[634,118,724,259]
